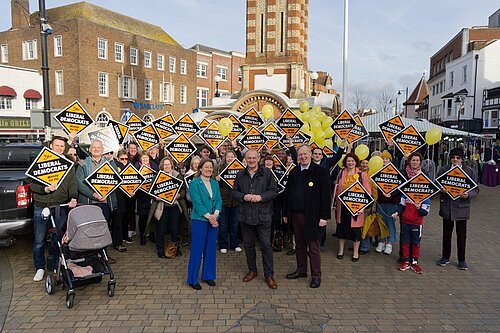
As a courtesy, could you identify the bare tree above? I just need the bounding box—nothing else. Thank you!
[349,86,372,113]
[376,89,393,113]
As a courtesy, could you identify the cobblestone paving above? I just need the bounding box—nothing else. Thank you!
[1,185,499,332]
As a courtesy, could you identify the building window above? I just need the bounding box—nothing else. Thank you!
[25,98,38,110]
[462,65,467,83]
[0,44,7,63]
[130,47,138,65]
[0,97,13,110]
[217,67,227,81]
[483,110,499,129]
[115,43,124,62]
[157,54,164,71]
[440,81,444,93]
[143,114,154,124]
[145,79,152,101]
[97,38,107,59]
[22,40,37,60]
[197,62,207,78]
[449,71,454,88]
[144,51,151,68]
[169,56,176,73]
[180,59,187,75]
[96,112,111,128]
[180,85,187,104]
[161,82,173,103]
[118,76,137,100]
[55,70,64,95]
[98,72,108,97]
[54,36,62,57]
[196,89,208,108]
[446,99,452,117]
[238,68,242,83]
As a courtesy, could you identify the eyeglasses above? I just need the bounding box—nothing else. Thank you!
[119,157,128,161]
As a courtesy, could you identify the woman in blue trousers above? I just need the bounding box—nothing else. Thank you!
[187,159,222,290]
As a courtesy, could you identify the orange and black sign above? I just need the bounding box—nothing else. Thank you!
[240,126,268,152]
[262,123,282,150]
[25,147,74,187]
[239,107,263,130]
[87,126,120,154]
[347,115,369,144]
[323,146,335,159]
[138,164,156,194]
[165,133,197,164]
[219,158,245,188]
[370,162,407,195]
[152,114,177,140]
[200,121,225,151]
[228,114,246,141]
[149,171,184,204]
[85,161,122,199]
[54,100,94,135]
[392,125,426,156]
[133,124,160,151]
[435,165,477,200]
[280,132,311,148]
[379,115,405,144]
[309,142,320,151]
[280,163,296,189]
[399,172,439,204]
[172,114,200,139]
[276,109,303,138]
[107,119,129,144]
[119,164,145,198]
[338,181,374,216]
[126,114,146,135]
[199,119,211,129]
[332,110,356,138]
[272,154,287,181]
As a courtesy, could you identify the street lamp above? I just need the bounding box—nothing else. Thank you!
[214,75,221,97]
[325,84,332,94]
[398,88,409,117]
[310,72,319,96]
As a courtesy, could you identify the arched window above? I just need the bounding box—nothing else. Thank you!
[96,111,112,128]
[143,113,154,124]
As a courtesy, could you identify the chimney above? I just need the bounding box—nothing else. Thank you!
[11,0,30,29]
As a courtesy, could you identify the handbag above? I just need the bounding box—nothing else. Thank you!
[154,201,164,220]
[164,240,179,259]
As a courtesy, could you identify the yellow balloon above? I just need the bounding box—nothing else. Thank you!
[310,120,322,133]
[299,100,310,113]
[261,104,274,120]
[300,123,310,133]
[337,154,346,168]
[354,144,369,160]
[368,156,384,174]
[218,117,233,137]
[314,131,325,146]
[425,128,442,145]
[302,112,312,123]
[312,105,322,114]
[324,127,334,138]
[322,116,333,129]
[317,111,326,122]
[324,139,333,149]
[336,136,342,147]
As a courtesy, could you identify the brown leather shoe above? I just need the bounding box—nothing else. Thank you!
[266,277,278,289]
[243,271,257,282]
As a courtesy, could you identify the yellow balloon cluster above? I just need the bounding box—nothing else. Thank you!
[218,117,233,137]
[298,101,335,147]
[425,128,442,145]
[354,144,369,160]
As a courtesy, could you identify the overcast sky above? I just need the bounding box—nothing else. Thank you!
[1,0,498,106]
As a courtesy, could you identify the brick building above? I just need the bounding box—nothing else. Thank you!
[189,44,245,108]
[0,0,197,126]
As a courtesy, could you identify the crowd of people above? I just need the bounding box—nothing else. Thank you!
[30,132,479,290]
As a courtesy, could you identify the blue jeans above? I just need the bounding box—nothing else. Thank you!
[360,237,371,252]
[218,206,239,250]
[378,203,398,243]
[33,206,47,270]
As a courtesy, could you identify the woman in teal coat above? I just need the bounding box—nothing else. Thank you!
[187,159,222,290]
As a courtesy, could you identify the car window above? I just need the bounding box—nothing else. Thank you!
[0,147,43,168]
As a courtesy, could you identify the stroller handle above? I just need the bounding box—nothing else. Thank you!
[41,203,76,219]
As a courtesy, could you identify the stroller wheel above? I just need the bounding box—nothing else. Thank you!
[66,291,75,308]
[107,282,115,297]
[45,274,55,295]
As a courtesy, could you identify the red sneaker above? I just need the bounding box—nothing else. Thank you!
[411,263,423,274]
[399,261,411,271]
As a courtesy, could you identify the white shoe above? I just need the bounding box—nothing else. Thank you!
[220,249,227,254]
[128,230,136,238]
[33,269,44,282]
[375,242,385,253]
[234,247,242,252]
[384,243,393,255]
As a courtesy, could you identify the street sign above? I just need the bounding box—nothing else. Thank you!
[262,122,283,150]
[392,125,426,156]
[172,113,200,139]
[199,121,225,151]
[370,162,407,195]
[25,147,74,187]
[346,115,369,144]
[379,115,405,144]
[119,163,145,197]
[276,109,303,138]
[87,126,120,154]
[435,165,478,200]
[133,124,160,151]
[240,126,268,151]
[54,100,94,135]
[332,110,356,139]
[106,119,129,144]
[228,114,246,141]
[165,133,197,164]
[338,181,374,216]
[85,161,122,199]
[219,158,245,188]
[138,164,156,193]
[149,171,184,204]
[152,114,177,140]
[239,107,263,130]
[399,172,439,204]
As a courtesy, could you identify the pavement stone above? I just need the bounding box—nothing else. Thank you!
[0,185,499,332]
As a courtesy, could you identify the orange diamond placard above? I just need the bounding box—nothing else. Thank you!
[370,162,407,195]
[338,181,374,216]
[435,165,477,200]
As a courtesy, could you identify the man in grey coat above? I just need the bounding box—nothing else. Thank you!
[233,149,279,289]
[436,147,479,270]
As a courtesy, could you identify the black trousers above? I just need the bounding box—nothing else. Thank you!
[442,219,467,262]
[241,221,274,278]
[112,212,124,247]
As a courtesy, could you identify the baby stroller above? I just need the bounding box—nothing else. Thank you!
[43,204,116,308]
